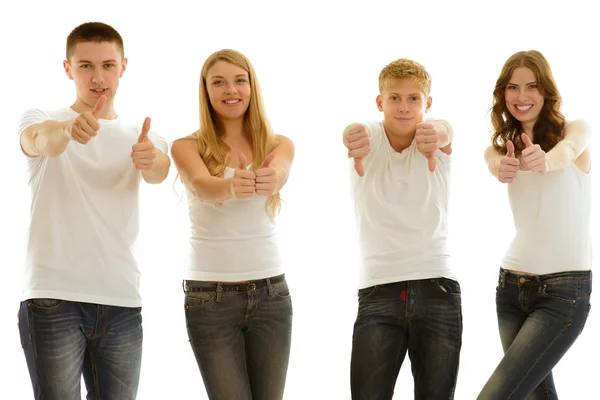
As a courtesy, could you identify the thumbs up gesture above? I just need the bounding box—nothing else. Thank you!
[255,152,278,196]
[520,133,547,172]
[230,152,256,199]
[498,140,520,183]
[68,95,106,144]
[343,123,370,177]
[131,117,157,170]
[415,122,441,172]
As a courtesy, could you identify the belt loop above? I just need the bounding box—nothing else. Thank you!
[266,277,275,297]
[216,284,223,302]
[500,270,506,289]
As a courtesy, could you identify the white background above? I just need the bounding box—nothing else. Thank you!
[1,0,598,398]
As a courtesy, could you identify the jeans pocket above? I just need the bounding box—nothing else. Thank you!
[271,280,291,299]
[184,291,216,310]
[433,278,461,296]
[541,283,577,305]
[27,298,65,310]
[357,285,378,302]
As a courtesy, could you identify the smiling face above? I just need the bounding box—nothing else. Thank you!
[504,67,544,131]
[63,41,127,114]
[376,78,432,136]
[205,60,251,122]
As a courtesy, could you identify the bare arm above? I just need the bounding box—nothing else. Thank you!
[484,145,504,177]
[546,119,591,172]
[141,151,171,184]
[20,120,72,157]
[433,120,453,155]
[171,137,233,203]
[266,135,295,195]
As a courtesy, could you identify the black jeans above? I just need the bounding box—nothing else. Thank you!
[350,278,463,400]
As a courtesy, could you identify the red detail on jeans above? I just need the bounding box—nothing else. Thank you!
[399,290,407,301]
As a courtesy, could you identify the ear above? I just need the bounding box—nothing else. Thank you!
[424,96,432,113]
[63,60,73,80]
[376,94,383,112]
[120,57,128,78]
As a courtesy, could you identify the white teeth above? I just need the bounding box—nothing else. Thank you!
[517,105,532,111]
[93,89,105,92]
[225,99,240,104]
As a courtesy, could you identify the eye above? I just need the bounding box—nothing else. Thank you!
[212,80,223,85]
[390,96,399,101]
[236,78,247,83]
[104,63,115,68]
[409,96,419,101]
[528,84,538,90]
[506,85,517,90]
[80,64,91,69]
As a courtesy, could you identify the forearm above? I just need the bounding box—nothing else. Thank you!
[24,120,72,157]
[436,120,453,148]
[141,151,171,184]
[484,146,503,177]
[273,166,290,195]
[190,175,234,203]
[545,121,590,172]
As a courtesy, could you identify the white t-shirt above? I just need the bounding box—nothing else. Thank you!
[502,164,592,274]
[184,166,283,282]
[18,107,168,308]
[352,120,456,289]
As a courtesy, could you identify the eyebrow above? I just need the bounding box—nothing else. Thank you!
[507,81,537,86]
[77,59,117,64]
[388,92,421,96]
[209,74,249,79]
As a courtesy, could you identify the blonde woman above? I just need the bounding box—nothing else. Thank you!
[171,49,294,400]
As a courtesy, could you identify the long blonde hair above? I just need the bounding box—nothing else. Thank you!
[195,49,281,217]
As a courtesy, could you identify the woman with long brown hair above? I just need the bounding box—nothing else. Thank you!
[171,49,294,400]
[478,50,592,399]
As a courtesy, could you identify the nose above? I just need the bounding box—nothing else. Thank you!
[517,88,528,102]
[397,100,410,113]
[92,70,104,85]
[224,82,237,95]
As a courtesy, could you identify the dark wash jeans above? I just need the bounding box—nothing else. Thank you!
[350,278,463,400]
[478,268,592,400]
[18,299,143,400]
[183,274,293,400]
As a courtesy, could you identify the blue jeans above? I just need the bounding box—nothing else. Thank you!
[478,268,592,399]
[18,299,143,400]
[183,274,293,400]
[350,278,463,400]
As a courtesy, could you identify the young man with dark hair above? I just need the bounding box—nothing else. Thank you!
[18,21,170,399]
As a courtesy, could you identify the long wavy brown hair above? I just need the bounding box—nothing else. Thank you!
[490,50,566,154]
[193,49,280,217]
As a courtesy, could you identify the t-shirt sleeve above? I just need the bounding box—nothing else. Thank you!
[148,130,168,153]
[18,109,53,137]
[18,109,54,158]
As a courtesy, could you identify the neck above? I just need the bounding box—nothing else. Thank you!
[383,120,414,152]
[221,118,245,140]
[521,120,535,139]
[71,97,118,120]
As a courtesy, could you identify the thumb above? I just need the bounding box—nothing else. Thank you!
[354,157,364,177]
[522,133,533,148]
[427,152,436,172]
[92,95,107,119]
[238,152,248,170]
[137,117,151,143]
[260,152,276,168]
[506,140,515,158]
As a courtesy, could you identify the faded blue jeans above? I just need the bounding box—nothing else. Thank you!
[478,268,592,399]
[183,274,293,400]
[18,299,143,400]
[350,278,463,400]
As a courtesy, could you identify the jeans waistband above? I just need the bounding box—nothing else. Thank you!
[183,274,285,293]
[499,267,592,286]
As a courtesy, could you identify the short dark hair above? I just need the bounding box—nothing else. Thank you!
[66,22,124,61]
